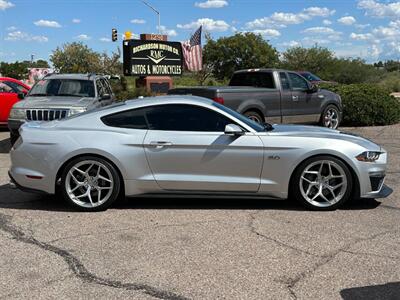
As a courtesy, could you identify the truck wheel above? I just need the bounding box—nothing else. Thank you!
[320,105,340,129]
[244,110,264,124]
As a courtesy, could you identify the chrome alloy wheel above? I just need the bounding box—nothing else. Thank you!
[299,160,347,208]
[65,160,114,208]
[323,108,339,129]
[247,115,262,123]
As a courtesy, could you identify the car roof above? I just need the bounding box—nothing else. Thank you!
[124,95,213,108]
[44,73,102,80]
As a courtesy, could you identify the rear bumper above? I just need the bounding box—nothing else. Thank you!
[8,171,50,194]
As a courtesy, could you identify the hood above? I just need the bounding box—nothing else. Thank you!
[268,124,380,151]
[13,96,95,109]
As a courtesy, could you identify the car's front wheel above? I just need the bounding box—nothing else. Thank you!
[321,105,340,129]
[244,110,264,124]
[292,156,353,210]
[60,156,121,211]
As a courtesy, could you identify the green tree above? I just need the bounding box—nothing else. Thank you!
[203,32,279,80]
[280,46,335,75]
[384,60,400,72]
[0,60,50,79]
[50,42,121,74]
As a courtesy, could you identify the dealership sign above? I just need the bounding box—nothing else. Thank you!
[123,40,183,76]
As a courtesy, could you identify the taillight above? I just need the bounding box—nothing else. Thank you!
[212,97,224,104]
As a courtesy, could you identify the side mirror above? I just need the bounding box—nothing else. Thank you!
[307,84,319,93]
[224,124,244,136]
[100,93,111,100]
[17,92,25,99]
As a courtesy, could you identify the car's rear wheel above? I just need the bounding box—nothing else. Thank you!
[292,156,352,210]
[244,110,264,124]
[321,105,340,129]
[60,156,121,211]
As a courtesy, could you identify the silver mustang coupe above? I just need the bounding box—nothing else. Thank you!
[9,96,391,211]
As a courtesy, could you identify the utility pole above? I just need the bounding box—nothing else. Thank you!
[141,0,160,34]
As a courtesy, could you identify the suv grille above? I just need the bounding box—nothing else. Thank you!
[26,109,69,121]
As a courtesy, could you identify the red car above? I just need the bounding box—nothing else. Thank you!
[0,77,30,127]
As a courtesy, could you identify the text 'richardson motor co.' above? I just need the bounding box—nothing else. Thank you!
[123,40,183,76]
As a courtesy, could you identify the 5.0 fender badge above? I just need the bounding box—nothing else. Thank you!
[268,155,280,160]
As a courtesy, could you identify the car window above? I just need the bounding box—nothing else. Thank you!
[279,72,290,90]
[146,104,235,132]
[96,79,106,97]
[0,82,14,93]
[101,78,112,95]
[5,81,25,92]
[101,107,148,129]
[29,79,95,97]
[229,72,275,88]
[288,73,309,90]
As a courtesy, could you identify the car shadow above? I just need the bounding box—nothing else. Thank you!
[0,183,382,212]
[340,282,400,300]
[0,137,11,154]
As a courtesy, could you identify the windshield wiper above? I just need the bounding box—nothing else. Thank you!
[263,122,274,132]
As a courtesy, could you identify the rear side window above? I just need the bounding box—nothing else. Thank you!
[229,72,275,88]
[101,108,148,129]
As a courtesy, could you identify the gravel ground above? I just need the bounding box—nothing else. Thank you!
[0,124,399,300]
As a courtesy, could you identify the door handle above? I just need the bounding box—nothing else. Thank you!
[149,141,173,148]
[292,95,299,101]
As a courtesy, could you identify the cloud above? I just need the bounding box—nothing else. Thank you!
[323,20,332,25]
[5,31,48,42]
[99,37,111,42]
[251,29,281,38]
[34,19,62,28]
[6,26,17,31]
[72,19,81,24]
[194,0,228,8]
[75,34,91,41]
[0,0,14,10]
[177,18,230,31]
[280,40,301,47]
[302,26,341,35]
[246,6,335,29]
[131,19,146,24]
[358,0,400,18]
[338,16,356,25]
[355,23,371,29]
[350,32,373,40]
[157,25,178,37]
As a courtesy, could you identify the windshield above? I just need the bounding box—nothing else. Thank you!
[28,79,95,98]
[212,102,267,132]
[300,72,321,82]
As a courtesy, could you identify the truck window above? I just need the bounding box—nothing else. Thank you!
[288,73,309,91]
[279,72,290,90]
[229,72,275,88]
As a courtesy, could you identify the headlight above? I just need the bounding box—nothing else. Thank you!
[9,109,26,120]
[68,108,86,116]
[356,151,381,162]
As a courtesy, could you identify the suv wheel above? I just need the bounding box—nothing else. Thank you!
[291,156,353,211]
[60,156,121,211]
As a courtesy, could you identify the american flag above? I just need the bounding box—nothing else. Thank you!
[182,26,202,72]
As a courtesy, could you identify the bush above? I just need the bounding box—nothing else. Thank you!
[324,83,400,126]
[379,72,400,93]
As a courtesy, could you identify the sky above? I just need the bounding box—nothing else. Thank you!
[1,0,400,64]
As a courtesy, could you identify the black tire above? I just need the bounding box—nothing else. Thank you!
[10,132,19,146]
[244,110,264,124]
[291,155,353,211]
[60,156,121,212]
[320,105,340,129]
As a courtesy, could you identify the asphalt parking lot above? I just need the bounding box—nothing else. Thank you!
[0,125,399,300]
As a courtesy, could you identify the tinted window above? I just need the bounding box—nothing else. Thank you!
[146,105,234,132]
[29,79,95,98]
[229,72,275,88]
[100,78,112,95]
[96,79,106,97]
[5,81,25,92]
[102,107,148,129]
[0,82,15,93]
[299,72,321,81]
[288,73,309,90]
[279,72,290,90]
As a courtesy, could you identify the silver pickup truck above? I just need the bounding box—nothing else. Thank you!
[168,68,342,129]
[8,73,115,144]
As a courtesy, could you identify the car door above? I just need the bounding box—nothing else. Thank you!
[282,72,320,123]
[0,82,20,124]
[143,104,264,192]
